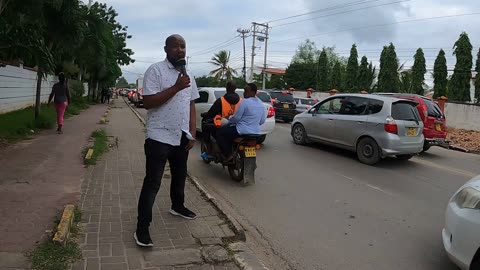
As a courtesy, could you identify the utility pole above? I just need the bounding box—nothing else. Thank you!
[249,22,269,88]
[237,28,250,82]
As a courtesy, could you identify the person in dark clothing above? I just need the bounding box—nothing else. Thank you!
[202,81,241,146]
[48,72,71,134]
[101,87,108,104]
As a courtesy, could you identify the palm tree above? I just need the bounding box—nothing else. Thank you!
[209,50,237,81]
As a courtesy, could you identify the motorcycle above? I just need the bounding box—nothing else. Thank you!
[200,114,260,185]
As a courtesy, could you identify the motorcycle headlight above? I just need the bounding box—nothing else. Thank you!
[454,187,480,209]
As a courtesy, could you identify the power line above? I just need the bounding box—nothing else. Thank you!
[189,37,241,57]
[266,0,391,23]
[270,12,480,44]
[272,0,410,28]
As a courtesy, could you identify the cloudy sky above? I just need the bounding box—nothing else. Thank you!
[93,0,480,84]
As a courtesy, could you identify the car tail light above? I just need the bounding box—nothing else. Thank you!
[384,116,398,134]
[267,107,275,118]
[421,103,428,118]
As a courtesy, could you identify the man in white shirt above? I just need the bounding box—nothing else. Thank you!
[135,34,199,247]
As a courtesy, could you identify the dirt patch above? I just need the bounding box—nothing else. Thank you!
[447,128,480,153]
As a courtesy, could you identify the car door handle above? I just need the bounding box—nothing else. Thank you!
[357,121,364,124]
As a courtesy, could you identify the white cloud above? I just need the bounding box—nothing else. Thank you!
[93,0,480,83]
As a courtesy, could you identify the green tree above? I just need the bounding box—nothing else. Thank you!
[377,43,399,92]
[449,32,473,102]
[291,39,319,64]
[475,48,480,103]
[116,77,129,88]
[330,61,343,90]
[411,48,426,95]
[209,50,237,81]
[285,62,316,89]
[433,49,448,98]
[345,44,359,92]
[317,49,329,91]
[399,69,412,93]
[357,56,375,91]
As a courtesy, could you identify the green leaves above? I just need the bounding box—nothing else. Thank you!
[433,49,448,98]
[411,48,426,95]
[378,43,399,93]
[209,50,237,81]
[345,44,359,92]
[450,32,473,102]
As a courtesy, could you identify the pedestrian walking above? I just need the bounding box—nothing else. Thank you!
[48,72,71,134]
[134,34,199,247]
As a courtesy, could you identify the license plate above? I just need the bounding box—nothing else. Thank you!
[435,124,442,131]
[407,127,416,136]
[244,147,256,157]
[283,104,289,109]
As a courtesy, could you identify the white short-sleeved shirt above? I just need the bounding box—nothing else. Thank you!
[142,59,200,146]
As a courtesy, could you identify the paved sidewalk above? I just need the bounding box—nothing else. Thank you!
[73,101,241,270]
[0,102,108,269]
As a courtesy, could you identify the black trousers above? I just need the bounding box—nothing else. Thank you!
[137,134,189,229]
[216,125,239,156]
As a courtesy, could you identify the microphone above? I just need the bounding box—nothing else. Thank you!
[176,58,187,76]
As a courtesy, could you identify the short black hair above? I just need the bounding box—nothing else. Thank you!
[165,34,184,46]
[246,83,258,93]
[226,81,236,92]
[58,72,65,82]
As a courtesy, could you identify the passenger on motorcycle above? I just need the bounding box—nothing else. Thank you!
[202,81,242,146]
[216,83,266,161]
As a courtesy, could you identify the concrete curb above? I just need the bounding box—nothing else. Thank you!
[53,205,75,246]
[84,148,94,160]
[187,173,246,241]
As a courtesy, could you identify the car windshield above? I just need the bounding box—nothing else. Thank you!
[257,92,271,103]
[392,102,421,121]
[270,92,295,103]
[423,98,444,118]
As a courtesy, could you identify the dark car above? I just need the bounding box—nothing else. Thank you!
[268,90,297,123]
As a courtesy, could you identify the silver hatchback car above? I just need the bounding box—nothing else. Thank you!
[291,94,424,165]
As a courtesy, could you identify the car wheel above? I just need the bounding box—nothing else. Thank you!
[257,135,266,144]
[396,154,413,160]
[292,124,307,145]
[422,142,431,152]
[357,137,381,165]
[471,248,480,270]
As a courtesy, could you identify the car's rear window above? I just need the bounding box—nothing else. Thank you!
[423,99,444,118]
[270,92,295,103]
[392,102,421,121]
[257,92,271,103]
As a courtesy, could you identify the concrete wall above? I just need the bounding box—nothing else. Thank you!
[0,64,87,114]
[0,64,58,113]
[444,102,480,131]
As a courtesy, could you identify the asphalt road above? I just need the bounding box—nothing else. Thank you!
[136,106,480,270]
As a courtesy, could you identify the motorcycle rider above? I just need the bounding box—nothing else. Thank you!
[216,83,266,161]
[202,81,242,146]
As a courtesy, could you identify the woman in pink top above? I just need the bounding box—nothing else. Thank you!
[48,73,71,134]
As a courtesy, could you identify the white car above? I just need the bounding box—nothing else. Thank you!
[195,87,275,144]
[442,175,480,270]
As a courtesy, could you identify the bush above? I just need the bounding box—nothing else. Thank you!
[70,81,85,99]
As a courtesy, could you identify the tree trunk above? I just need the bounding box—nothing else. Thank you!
[35,69,43,119]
